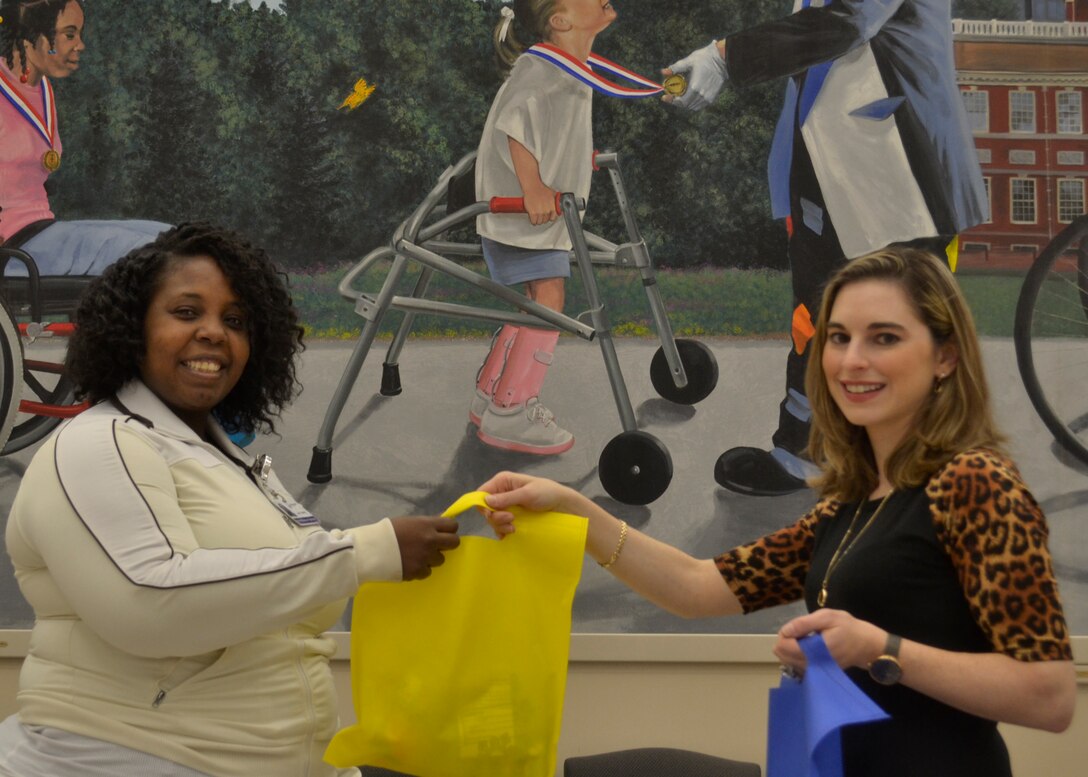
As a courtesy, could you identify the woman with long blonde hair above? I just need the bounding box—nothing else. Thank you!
[481,246,1075,776]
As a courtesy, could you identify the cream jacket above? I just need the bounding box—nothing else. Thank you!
[5,381,401,777]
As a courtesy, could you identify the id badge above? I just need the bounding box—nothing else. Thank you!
[271,494,321,527]
[251,454,321,527]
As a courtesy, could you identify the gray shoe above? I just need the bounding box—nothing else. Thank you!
[468,389,489,426]
[477,397,574,455]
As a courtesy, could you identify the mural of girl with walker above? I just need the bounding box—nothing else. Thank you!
[471,0,618,455]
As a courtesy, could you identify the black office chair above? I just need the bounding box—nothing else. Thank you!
[564,747,761,777]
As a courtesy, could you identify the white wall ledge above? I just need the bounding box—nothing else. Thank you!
[3,631,1086,666]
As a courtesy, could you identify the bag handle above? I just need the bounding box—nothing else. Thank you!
[441,490,495,519]
[440,490,589,552]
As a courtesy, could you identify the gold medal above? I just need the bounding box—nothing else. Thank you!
[662,74,688,97]
[41,149,60,172]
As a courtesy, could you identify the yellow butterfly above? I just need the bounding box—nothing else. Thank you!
[339,78,376,111]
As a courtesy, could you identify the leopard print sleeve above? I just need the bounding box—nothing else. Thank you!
[928,448,1073,661]
[714,498,839,613]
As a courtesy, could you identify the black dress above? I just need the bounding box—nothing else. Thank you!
[716,449,1072,777]
[810,488,1010,777]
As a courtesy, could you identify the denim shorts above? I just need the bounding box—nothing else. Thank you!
[481,237,571,285]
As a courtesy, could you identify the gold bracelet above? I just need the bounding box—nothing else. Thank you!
[599,521,629,569]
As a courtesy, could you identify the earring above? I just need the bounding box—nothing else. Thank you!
[48,48,56,55]
[19,67,28,83]
[933,374,945,395]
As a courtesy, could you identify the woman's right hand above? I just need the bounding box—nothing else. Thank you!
[389,516,461,580]
[477,471,573,538]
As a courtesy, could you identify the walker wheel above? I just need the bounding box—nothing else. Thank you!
[598,430,673,505]
[650,339,718,405]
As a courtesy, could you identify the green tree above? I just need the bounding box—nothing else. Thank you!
[46,0,1009,272]
[952,0,1021,19]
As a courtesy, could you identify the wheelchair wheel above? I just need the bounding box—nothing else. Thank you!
[1014,214,1088,466]
[0,301,25,453]
[0,303,76,454]
[598,430,673,505]
[2,361,74,454]
[650,339,719,405]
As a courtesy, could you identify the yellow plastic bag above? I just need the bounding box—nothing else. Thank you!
[325,491,588,777]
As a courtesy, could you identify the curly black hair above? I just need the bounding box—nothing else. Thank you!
[65,222,306,435]
[0,0,82,71]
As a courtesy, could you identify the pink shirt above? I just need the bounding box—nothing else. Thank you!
[0,59,60,242]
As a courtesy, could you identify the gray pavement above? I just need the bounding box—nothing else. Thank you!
[1,336,1086,636]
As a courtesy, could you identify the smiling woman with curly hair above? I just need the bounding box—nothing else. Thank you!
[1,221,461,777]
[65,221,304,436]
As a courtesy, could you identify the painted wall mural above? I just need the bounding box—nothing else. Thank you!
[0,0,1085,638]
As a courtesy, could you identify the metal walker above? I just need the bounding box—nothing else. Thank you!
[307,149,719,504]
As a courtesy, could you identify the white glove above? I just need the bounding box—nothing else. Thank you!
[666,40,729,112]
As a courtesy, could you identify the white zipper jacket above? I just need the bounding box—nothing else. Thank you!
[5,380,401,776]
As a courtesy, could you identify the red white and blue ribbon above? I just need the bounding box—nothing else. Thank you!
[527,43,663,99]
[0,69,57,150]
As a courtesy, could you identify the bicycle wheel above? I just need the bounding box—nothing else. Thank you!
[0,300,25,453]
[1014,214,1088,465]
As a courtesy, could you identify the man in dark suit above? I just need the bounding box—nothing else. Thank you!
[666,0,987,495]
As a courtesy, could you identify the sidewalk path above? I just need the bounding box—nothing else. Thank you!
[2,336,1085,635]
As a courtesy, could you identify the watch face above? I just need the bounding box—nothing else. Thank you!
[869,656,902,686]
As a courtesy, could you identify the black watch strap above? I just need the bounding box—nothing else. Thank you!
[883,632,901,659]
[868,633,903,686]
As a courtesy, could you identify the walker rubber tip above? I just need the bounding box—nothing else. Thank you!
[307,447,333,484]
[380,363,403,396]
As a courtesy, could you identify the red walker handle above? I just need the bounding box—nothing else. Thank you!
[488,193,564,214]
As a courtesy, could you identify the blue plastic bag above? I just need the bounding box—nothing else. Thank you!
[767,633,890,777]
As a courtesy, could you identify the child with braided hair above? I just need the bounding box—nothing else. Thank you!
[470,0,616,455]
[0,0,168,273]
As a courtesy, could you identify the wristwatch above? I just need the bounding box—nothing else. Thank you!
[868,633,903,685]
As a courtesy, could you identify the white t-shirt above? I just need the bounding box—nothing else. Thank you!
[475,53,594,251]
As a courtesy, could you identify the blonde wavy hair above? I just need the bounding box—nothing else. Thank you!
[805,246,1005,501]
[493,0,560,74]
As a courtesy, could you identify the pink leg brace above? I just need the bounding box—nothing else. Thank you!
[489,327,559,408]
[469,324,519,425]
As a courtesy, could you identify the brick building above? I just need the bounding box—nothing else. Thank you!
[954,1,1088,268]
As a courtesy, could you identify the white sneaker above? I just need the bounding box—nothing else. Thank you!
[468,389,489,427]
[477,397,574,455]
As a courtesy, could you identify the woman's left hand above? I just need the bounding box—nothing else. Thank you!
[774,608,887,675]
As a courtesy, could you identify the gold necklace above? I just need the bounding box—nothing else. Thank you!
[817,490,895,607]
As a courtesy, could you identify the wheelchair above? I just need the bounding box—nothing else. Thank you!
[0,244,90,455]
[307,149,720,505]
[1014,213,1088,466]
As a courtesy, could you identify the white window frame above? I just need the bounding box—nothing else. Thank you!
[1057,91,1083,135]
[1010,90,1036,134]
[961,88,989,133]
[1010,178,1037,224]
[1057,179,1085,223]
